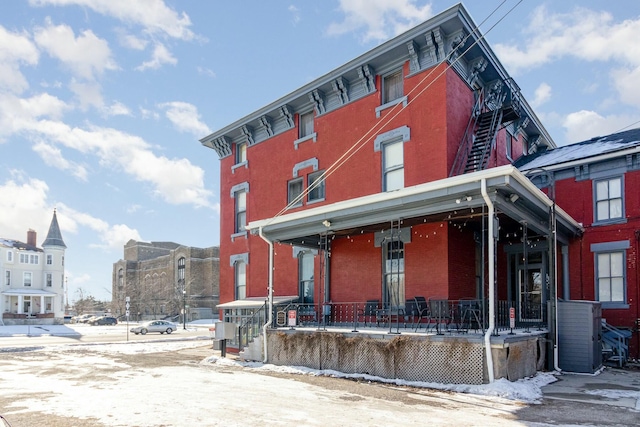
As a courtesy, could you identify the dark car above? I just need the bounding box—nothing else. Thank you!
[90,316,118,326]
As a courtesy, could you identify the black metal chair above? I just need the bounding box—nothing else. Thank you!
[404,298,417,328]
[428,298,451,334]
[357,300,380,326]
[413,296,430,331]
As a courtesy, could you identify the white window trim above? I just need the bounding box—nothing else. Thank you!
[593,176,625,226]
[375,95,408,118]
[591,240,629,309]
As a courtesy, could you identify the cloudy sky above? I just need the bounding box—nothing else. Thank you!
[1,0,639,302]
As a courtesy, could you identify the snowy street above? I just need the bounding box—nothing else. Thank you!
[1,324,639,426]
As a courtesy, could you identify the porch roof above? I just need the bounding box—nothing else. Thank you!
[2,289,58,296]
[247,166,583,247]
[217,295,297,309]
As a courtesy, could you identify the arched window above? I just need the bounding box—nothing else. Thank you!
[178,257,186,281]
[118,269,124,289]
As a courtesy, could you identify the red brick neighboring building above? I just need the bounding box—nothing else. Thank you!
[515,128,640,359]
[200,4,604,370]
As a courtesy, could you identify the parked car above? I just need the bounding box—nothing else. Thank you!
[71,314,93,323]
[130,320,178,335]
[90,316,118,326]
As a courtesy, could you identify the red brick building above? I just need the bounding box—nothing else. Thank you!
[201,4,636,371]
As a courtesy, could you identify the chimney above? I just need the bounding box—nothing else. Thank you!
[27,229,37,246]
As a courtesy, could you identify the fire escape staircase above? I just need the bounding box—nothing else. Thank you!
[450,79,522,177]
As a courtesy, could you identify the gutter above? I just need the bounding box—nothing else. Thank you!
[480,178,495,383]
[258,227,274,363]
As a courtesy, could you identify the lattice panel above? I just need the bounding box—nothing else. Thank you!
[267,331,487,385]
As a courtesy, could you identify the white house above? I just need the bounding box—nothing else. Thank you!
[1,210,66,325]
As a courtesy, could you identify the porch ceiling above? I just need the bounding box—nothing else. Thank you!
[247,166,583,248]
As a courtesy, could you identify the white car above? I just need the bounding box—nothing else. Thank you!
[130,320,178,335]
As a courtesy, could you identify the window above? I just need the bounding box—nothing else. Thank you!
[595,177,623,222]
[288,178,303,207]
[382,69,403,104]
[30,254,39,264]
[7,251,12,262]
[308,170,325,202]
[5,270,9,286]
[236,142,247,164]
[383,140,404,191]
[118,269,124,289]
[20,253,27,264]
[178,257,186,282]
[506,131,514,160]
[299,252,314,304]
[46,273,52,287]
[47,254,53,265]
[299,111,314,138]
[383,241,405,308]
[596,251,625,304]
[235,190,247,233]
[23,272,32,287]
[235,261,246,300]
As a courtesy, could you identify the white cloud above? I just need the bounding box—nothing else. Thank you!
[32,141,88,180]
[140,107,160,120]
[530,82,551,108]
[33,18,118,80]
[68,80,104,110]
[197,66,216,78]
[116,29,148,50]
[289,5,301,25]
[0,93,68,142]
[611,65,640,109]
[135,43,177,71]
[0,173,52,240]
[494,6,640,74]
[158,101,211,136]
[0,25,40,93]
[562,110,637,144]
[30,0,196,41]
[103,101,132,117]
[327,0,434,42]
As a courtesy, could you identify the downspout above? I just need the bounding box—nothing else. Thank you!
[258,227,274,363]
[480,178,495,383]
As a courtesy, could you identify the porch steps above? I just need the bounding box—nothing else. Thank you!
[601,320,631,367]
[239,333,263,362]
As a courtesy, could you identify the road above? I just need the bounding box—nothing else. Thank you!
[1,326,639,426]
[0,322,211,348]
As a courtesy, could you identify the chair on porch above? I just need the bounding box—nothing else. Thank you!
[458,298,483,332]
[428,298,451,334]
[358,300,380,327]
[403,298,417,328]
[413,296,430,331]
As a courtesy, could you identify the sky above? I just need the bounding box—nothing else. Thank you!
[1,0,639,303]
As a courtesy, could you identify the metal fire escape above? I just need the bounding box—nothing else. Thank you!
[450,79,522,177]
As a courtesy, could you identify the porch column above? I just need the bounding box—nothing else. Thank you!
[17,295,23,314]
[562,245,570,300]
[40,296,45,314]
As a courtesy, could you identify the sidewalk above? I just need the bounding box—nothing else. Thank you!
[542,366,640,411]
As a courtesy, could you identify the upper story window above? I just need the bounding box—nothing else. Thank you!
[382,69,403,104]
[236,142,247,164]
[5,270,10,286]
[299,111,314,138]
[47,254,53,265]
[118,268,124,289]
[308,170,325,203]
[178,257,186,282]
[23,272,32,287]
[235,190,247,233]
[288,178,304,207]
[46,273,52,287]
[6,250,13,262]
[383,140,404,191]
[506,130,515,161]
[594,177,623,223]
[20,253,39,264]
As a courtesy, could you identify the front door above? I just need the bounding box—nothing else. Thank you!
[383,241,405,309]
[23,296,32,315]
[518,264,543,322]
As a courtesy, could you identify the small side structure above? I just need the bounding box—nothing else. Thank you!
[112,240,220,321]
[0,210,67,325]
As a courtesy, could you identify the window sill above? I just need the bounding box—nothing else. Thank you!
[231,231,247,242]
[600,302,630,310]
[591,218,627,227]
[375,96,408,118]
[294,132,317,149]
[231,161,248,174]
[307,198,325,206]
